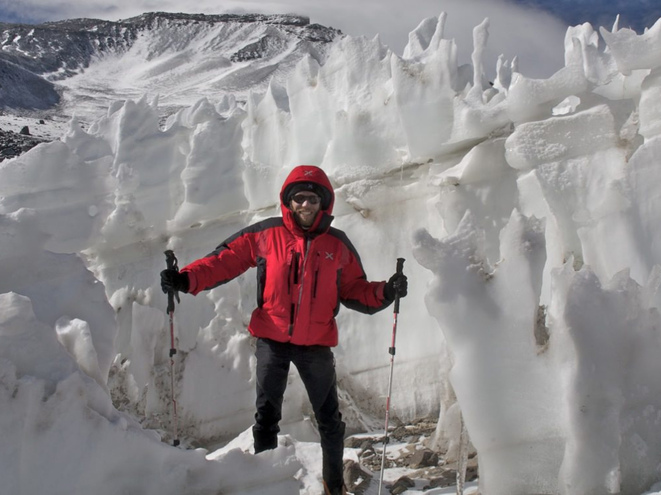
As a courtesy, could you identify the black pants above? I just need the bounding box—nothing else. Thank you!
[253,338,346,488]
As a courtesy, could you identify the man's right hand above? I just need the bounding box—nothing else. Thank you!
[160,269,189,294]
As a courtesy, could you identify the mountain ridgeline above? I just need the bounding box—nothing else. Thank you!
[0,11,342,112]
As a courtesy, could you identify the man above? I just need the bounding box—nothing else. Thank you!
[161,165,407,495]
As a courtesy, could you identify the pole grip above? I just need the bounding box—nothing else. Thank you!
[394,258,405,314]
[164,250,180,314]
[165,250,177,270]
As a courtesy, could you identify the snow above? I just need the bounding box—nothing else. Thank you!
[2,10,661,495]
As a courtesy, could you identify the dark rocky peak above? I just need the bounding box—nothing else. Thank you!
[119,12,313,28]
[39,17,128,34]
[115,12,340,43]
[0,18,136,77]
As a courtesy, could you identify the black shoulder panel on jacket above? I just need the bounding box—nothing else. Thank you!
[342,297,392,315]
[326,227,365,270]
[327,227,392,314]
[206,217,284,257]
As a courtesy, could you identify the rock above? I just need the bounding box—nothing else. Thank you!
[20,125,30,135]
[0,128,48,161]
[341,420,479,493]
[390,475,415,495]
[344,437,366,449]
[391,425,408,439]
[343,459,372,495]
[466,465,479,481]
[423,469,456,490]
[408,448,439,469]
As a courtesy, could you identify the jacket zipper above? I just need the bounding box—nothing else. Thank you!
[288,237,312,337]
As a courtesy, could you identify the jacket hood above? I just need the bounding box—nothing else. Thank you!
[280,165,334,212]
[280,165,334,234]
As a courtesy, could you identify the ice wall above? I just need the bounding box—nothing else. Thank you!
[412,17,661,495]
[2,10,661,495]
[0,246,300,495]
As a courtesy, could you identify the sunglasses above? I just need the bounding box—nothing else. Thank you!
[291,194,321,205]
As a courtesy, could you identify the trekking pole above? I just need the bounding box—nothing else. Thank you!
[164,250,181,447]
[378,258,405,495]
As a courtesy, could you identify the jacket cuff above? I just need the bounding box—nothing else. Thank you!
[377,281,387,301]
[182,269,199,295]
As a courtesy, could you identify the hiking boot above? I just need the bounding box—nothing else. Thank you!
[322,480,347,495]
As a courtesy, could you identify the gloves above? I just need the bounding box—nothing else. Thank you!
[384,272,408,301]
[160,269,189,294]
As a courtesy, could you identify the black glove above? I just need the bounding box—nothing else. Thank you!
[384,272,408,301]
[160,269,189,294]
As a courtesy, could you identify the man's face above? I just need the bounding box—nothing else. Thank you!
[289,192,322,228]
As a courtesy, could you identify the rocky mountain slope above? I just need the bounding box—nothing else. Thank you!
[0,12,341,117]
[0,11,342,159]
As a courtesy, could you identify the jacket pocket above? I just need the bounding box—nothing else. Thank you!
[256,256,266,308]
[333,268,342,316]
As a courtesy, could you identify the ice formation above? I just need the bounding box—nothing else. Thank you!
[1,11,661,495]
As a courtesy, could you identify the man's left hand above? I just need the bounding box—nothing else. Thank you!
[384,272,408,301]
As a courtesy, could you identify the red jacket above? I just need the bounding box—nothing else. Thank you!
[181,165,390,346]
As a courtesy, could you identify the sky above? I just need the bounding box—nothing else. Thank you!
[2,0,659,78]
